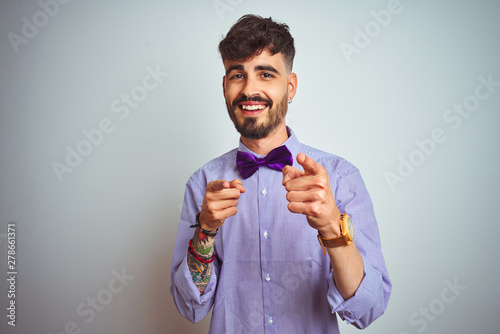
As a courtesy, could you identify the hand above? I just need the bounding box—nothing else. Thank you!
[282,153,341,238]
[199,179,246,232]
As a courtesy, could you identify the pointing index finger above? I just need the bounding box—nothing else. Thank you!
[207,180,230,192]
[297,153,323,175]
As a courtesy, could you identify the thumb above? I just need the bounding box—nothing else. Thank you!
[296,153,323,176]
[282,165,305,185]
[229,179,246,193]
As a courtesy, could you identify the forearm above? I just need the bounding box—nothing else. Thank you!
[318,213,364,300]
[187,228,215,294]
[327,242,364,300]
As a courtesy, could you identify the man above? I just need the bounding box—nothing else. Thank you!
[170,14,391,333]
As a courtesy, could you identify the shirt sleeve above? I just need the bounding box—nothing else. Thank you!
[170,172,219,323]
[326,162,392,329]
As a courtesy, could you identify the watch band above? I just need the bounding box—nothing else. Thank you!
[317,213,353,254]
[317,233,347,255]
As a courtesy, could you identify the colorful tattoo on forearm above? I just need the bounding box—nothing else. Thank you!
[187,228,215,294]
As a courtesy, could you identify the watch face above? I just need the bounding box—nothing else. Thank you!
[347,217,354,240]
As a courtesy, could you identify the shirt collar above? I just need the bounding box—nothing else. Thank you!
[237,126,300,159]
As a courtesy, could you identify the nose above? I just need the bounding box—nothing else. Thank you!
[240,75,259,98]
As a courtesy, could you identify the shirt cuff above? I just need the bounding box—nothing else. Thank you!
[174,253,218,311]
[327,258,383,326]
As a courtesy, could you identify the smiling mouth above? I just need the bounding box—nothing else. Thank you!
[240,104,267,111]
[237,102,269,114]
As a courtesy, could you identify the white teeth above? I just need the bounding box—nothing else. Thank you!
[241,104,266,111]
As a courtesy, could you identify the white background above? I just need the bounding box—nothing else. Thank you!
[1,0,499,333]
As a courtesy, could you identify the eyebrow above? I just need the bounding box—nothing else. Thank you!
[226,65,243,76]
[255,65,279,74]
[225,64,280,76]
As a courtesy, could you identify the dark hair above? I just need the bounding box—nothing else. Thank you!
[218,14,295,72]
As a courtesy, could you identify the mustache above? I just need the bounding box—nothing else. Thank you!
[232,95,273,109]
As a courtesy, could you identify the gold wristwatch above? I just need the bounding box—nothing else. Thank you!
[317,213,354,254]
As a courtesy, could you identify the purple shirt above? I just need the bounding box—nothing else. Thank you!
[170,128,391,333]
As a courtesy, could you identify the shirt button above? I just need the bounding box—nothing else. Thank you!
[263,231,269,238]
[265,274,271,282]
[268,317,273,324]
[261,188,267,195]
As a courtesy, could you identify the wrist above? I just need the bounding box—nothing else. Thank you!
[191,212,219,237]
[317,214,342,239]
[200,223,218,234]
[193,227,216,241]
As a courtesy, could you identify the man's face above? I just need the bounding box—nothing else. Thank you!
[223,50,296,140]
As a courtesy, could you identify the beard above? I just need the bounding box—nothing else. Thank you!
[226,93,288,140]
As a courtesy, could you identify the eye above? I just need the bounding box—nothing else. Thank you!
[261,72,274,78]
[230,73,244,79]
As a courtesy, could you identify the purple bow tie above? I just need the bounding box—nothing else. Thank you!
[236,145,293,179]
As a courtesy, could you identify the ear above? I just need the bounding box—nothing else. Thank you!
[287,72,297,101]
[222,76,226,96]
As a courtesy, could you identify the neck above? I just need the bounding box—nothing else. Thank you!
[240,124,289,156]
